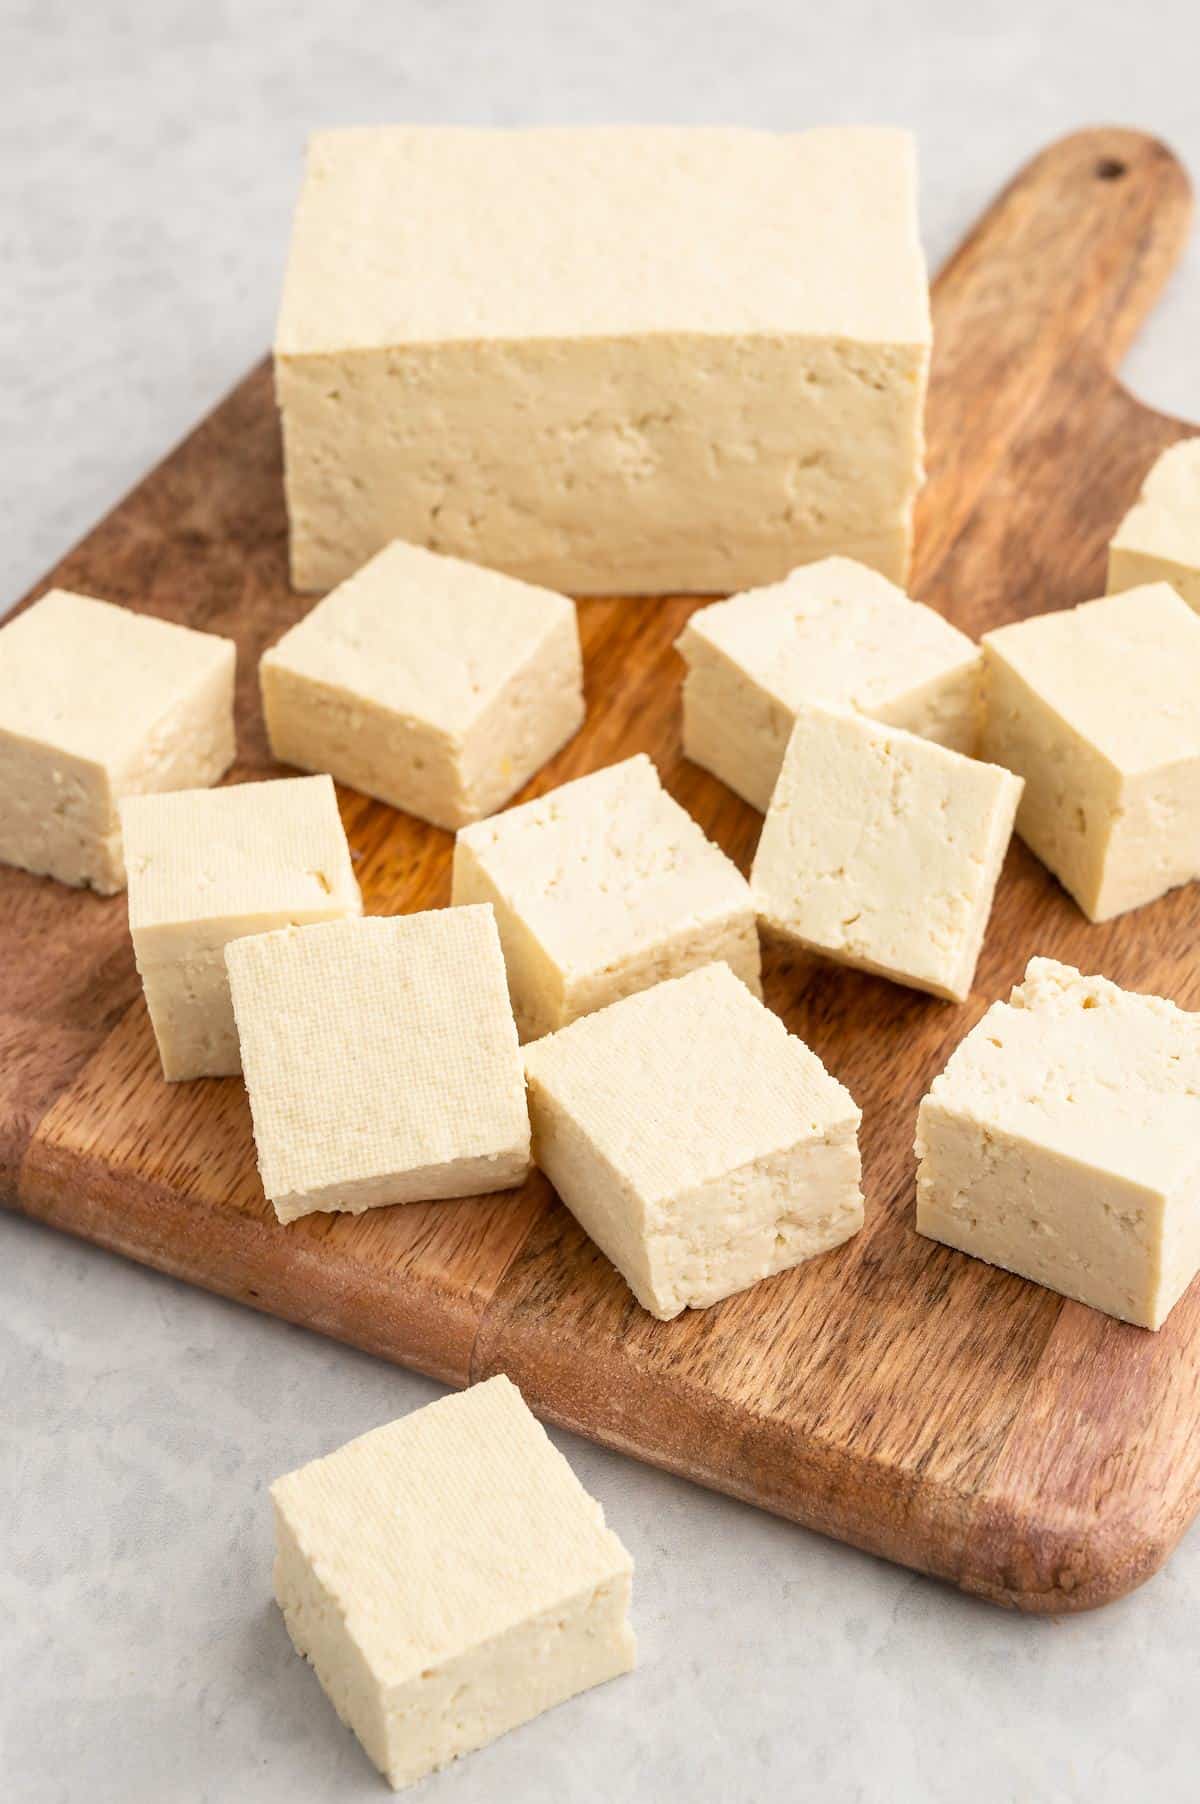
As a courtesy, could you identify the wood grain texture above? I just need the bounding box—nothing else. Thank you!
[4,127,1199,1610]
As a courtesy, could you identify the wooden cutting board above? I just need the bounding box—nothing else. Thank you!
[5,128,1199,1614]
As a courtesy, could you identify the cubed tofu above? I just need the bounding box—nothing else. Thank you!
[916,958,1200,1329]
[261,539,584,829]
[451,754,760,1041]
[0,590,235,893]
[121,774,360,1080]
[1108,438,1200,613]
[274,127,930,596]
[676,557,980,811]
[523,962,863,1319]
[225,907,529,1222]
[751,703,1022,1001]
[272,1375,635,1791]
[982,585,1200,921]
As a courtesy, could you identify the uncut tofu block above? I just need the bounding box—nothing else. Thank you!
[272,1375,635,1791]
[274,126,930,596]
[1108,438,1200,613]
[226,908,529,1222]
[523,963,863,1320]
[751,704,1022,1002]
[122,775,360,1081]
[916,959,1200,1330]
[982,585,1200,921]
[452,754,760,1041]
[0,589,235,893]
[676,557,980,811]
[261,539,584,829]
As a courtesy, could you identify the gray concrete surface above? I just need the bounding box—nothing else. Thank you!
[4,3,1200,1799]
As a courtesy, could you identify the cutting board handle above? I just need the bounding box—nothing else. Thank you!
[917,126,1194,581]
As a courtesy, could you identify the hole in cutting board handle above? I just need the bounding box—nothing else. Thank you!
[1095,157,1128,181]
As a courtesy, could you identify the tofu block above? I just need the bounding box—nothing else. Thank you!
[0,589,235,893]
[225,907,529,1222]
[916,958,1200,1329]
[272,1375,634,1791]
[1108,438,1200,613]
[261,539,584,829]
[122,774,360,1081]
[676,557,981,811]
[751,704,1022,1001]
[275,126,931,596]
[523,962,863,1320]
[452,754,760,1041]
[982,585,1200,921]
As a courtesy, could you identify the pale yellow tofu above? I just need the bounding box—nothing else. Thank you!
[916,958,1200,1330]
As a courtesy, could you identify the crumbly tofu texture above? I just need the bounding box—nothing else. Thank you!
[676,557,981,811]
[274,126,930,595]
[261,539,584,829]
[225,908,529,1222]
[751,703,1022,1001]
[272,1375,635,1792]
[0,589,236,893]
[916,958,1200,1330]
[1108,438,1200,613]
[982,584,1200,921]
[452,753,761,1041]
[523,962,863,1319]
[122,774,361,1081]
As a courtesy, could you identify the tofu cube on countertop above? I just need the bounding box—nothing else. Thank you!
[982,584,1200,921]
[260,538,584,829]
[523,961,864,1319]
[274,125,930,596]
[272,1374,635,1791]
[916,958,1200,1330]
[121,774,360,1081]
[751,703,1022,1001]
[676,557,980,812]
[225,906,530,1223]
[452,753,760,1041]
[0,589,235,894]
[1108,437,1200,613]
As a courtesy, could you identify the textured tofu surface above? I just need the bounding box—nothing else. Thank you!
[452,753,760,1040]
[677,557,980,810]
[523,963,863,1318]
[121,774,361,1079]
[272,1375,635,1790]
[276,126,929,350]
[0,589,236,892]
[261,538,584,827]
[225,907,530,1221]
[916,958,1200,1329]
[982,585,1200,920]
[751,704,1022,1001]
[274,127,930,595]
[1108,438,1200,613]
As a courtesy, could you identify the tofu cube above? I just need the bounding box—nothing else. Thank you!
[916,958,1200,1330]
[0,589,235,893]
[1108,438,1200,613]
[272,1375,635,1791]
[523,962,863,1319]
[225,907,529,1222]
[121,774,360,1081]
[274,126,930,596]
[452,753,760,1041]
[751,704,1022,1002]
[676,557,981,811]
[260,540,584,829]
[982,585,1200,921]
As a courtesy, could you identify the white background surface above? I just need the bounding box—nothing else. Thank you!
[4,2,1200,1799]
